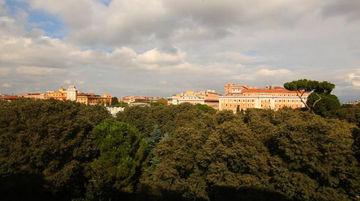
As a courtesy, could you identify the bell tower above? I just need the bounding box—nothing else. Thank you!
[66,85,77,101]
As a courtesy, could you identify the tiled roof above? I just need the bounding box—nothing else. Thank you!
[0,95,19,100]
[242,87,298,94]
[77,92,97,96]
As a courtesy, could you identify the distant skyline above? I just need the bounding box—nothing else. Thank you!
[0,0,359,101]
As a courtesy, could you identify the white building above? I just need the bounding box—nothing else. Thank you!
[170,90,220,109]
[106,106,125,117]
[66,85,77,101]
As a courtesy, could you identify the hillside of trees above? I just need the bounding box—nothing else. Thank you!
[1,99,360,201]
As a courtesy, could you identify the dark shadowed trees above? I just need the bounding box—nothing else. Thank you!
[307,93,341,117]
[1,100,360,201]
[86,120,147,200]
[0,99,110,200]
[139,108,360,201]
[284,79,336,112]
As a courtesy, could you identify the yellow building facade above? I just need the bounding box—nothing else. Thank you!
[44,87,67,101]
[219,83,309,112]
[76,93,112,106]
[26,86,112,106]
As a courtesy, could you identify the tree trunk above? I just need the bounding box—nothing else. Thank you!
[312,93,322,109]
[296,90,311,111]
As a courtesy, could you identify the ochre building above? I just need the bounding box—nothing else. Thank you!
[76,93,112,106]
[20,93,45,100]
[219,83,309,112]
[20,86,112,106]
[44,87,67,101]
[171,90,220,109]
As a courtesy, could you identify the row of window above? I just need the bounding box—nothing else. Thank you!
[223,104,254,107]
[240,93,298,97]
[221,98,302,103]
[222,103,304,109]
[275,99,301,103]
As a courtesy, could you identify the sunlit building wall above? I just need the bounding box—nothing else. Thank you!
[171,90,220,109]
[219,83,309,112]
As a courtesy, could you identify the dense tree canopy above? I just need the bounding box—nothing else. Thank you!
[86,120,147,200]
[140,108,360,201]
[111,97,119,106]
[284,79,340,116]
[284,79,335,94]
[112,101,128,107]
[1,99,360,201]
[307,93,341,117]
[0,99,110,200]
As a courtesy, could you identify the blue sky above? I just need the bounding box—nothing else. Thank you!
[5,0,65,38]
[0,0,359,101]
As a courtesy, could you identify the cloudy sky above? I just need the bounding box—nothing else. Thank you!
[0,0,360,101]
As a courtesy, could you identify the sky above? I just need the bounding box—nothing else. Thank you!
[0,0,359,101]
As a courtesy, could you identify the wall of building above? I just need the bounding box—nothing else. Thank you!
[66,85,77,101]
[170,89,220,109]
[21,93,45,100]
[219,84,308,112]
[106,106,125,116]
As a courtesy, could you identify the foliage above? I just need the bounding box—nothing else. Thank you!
[331,103,360,127]
[86,120,147,199]
[284,79,335,94]
[284,79,339,115]
[140,108,360,201]
[268,112,360,200]
[111,97,119,106]
[195,104,216,114]
[112,101,128,107]
[353,128,360,163]
[307,93,341,117]
[0,99,110,200]
[150,98,168,107]
[1,99,360,201]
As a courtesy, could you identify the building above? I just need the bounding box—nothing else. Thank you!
[76,93,112,106]
[106,106,125,116]
[121,96,149,104]
[128,102,151,107]
[19,86,112,106]
[45,86,111,106]
[0,95,18,101]
[224,83,257,95]
[121,96,163,105]
[44,87,67,101]
[20,93,45,100]
[219,83,309,112]
[1,86,112,106]
[170,90,220,109]
[66,85,77,101]
[346,100,360,105]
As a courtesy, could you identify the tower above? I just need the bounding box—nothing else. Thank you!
[66,85,77,101]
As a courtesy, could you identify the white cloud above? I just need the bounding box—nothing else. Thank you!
[16,66,66,76]
[159,80,168,85]
[1,83,11,88]
[25,0,326,47]
[137,48,185,66]
[29,0,167,46]
[0,0,360,99]
[322,0,360,21]
[348,71,360,87]
[0,68,10,76]
[214,52,257,64]
[63,80,71,85]
[256,68,291,77]
[231,67,295,86]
